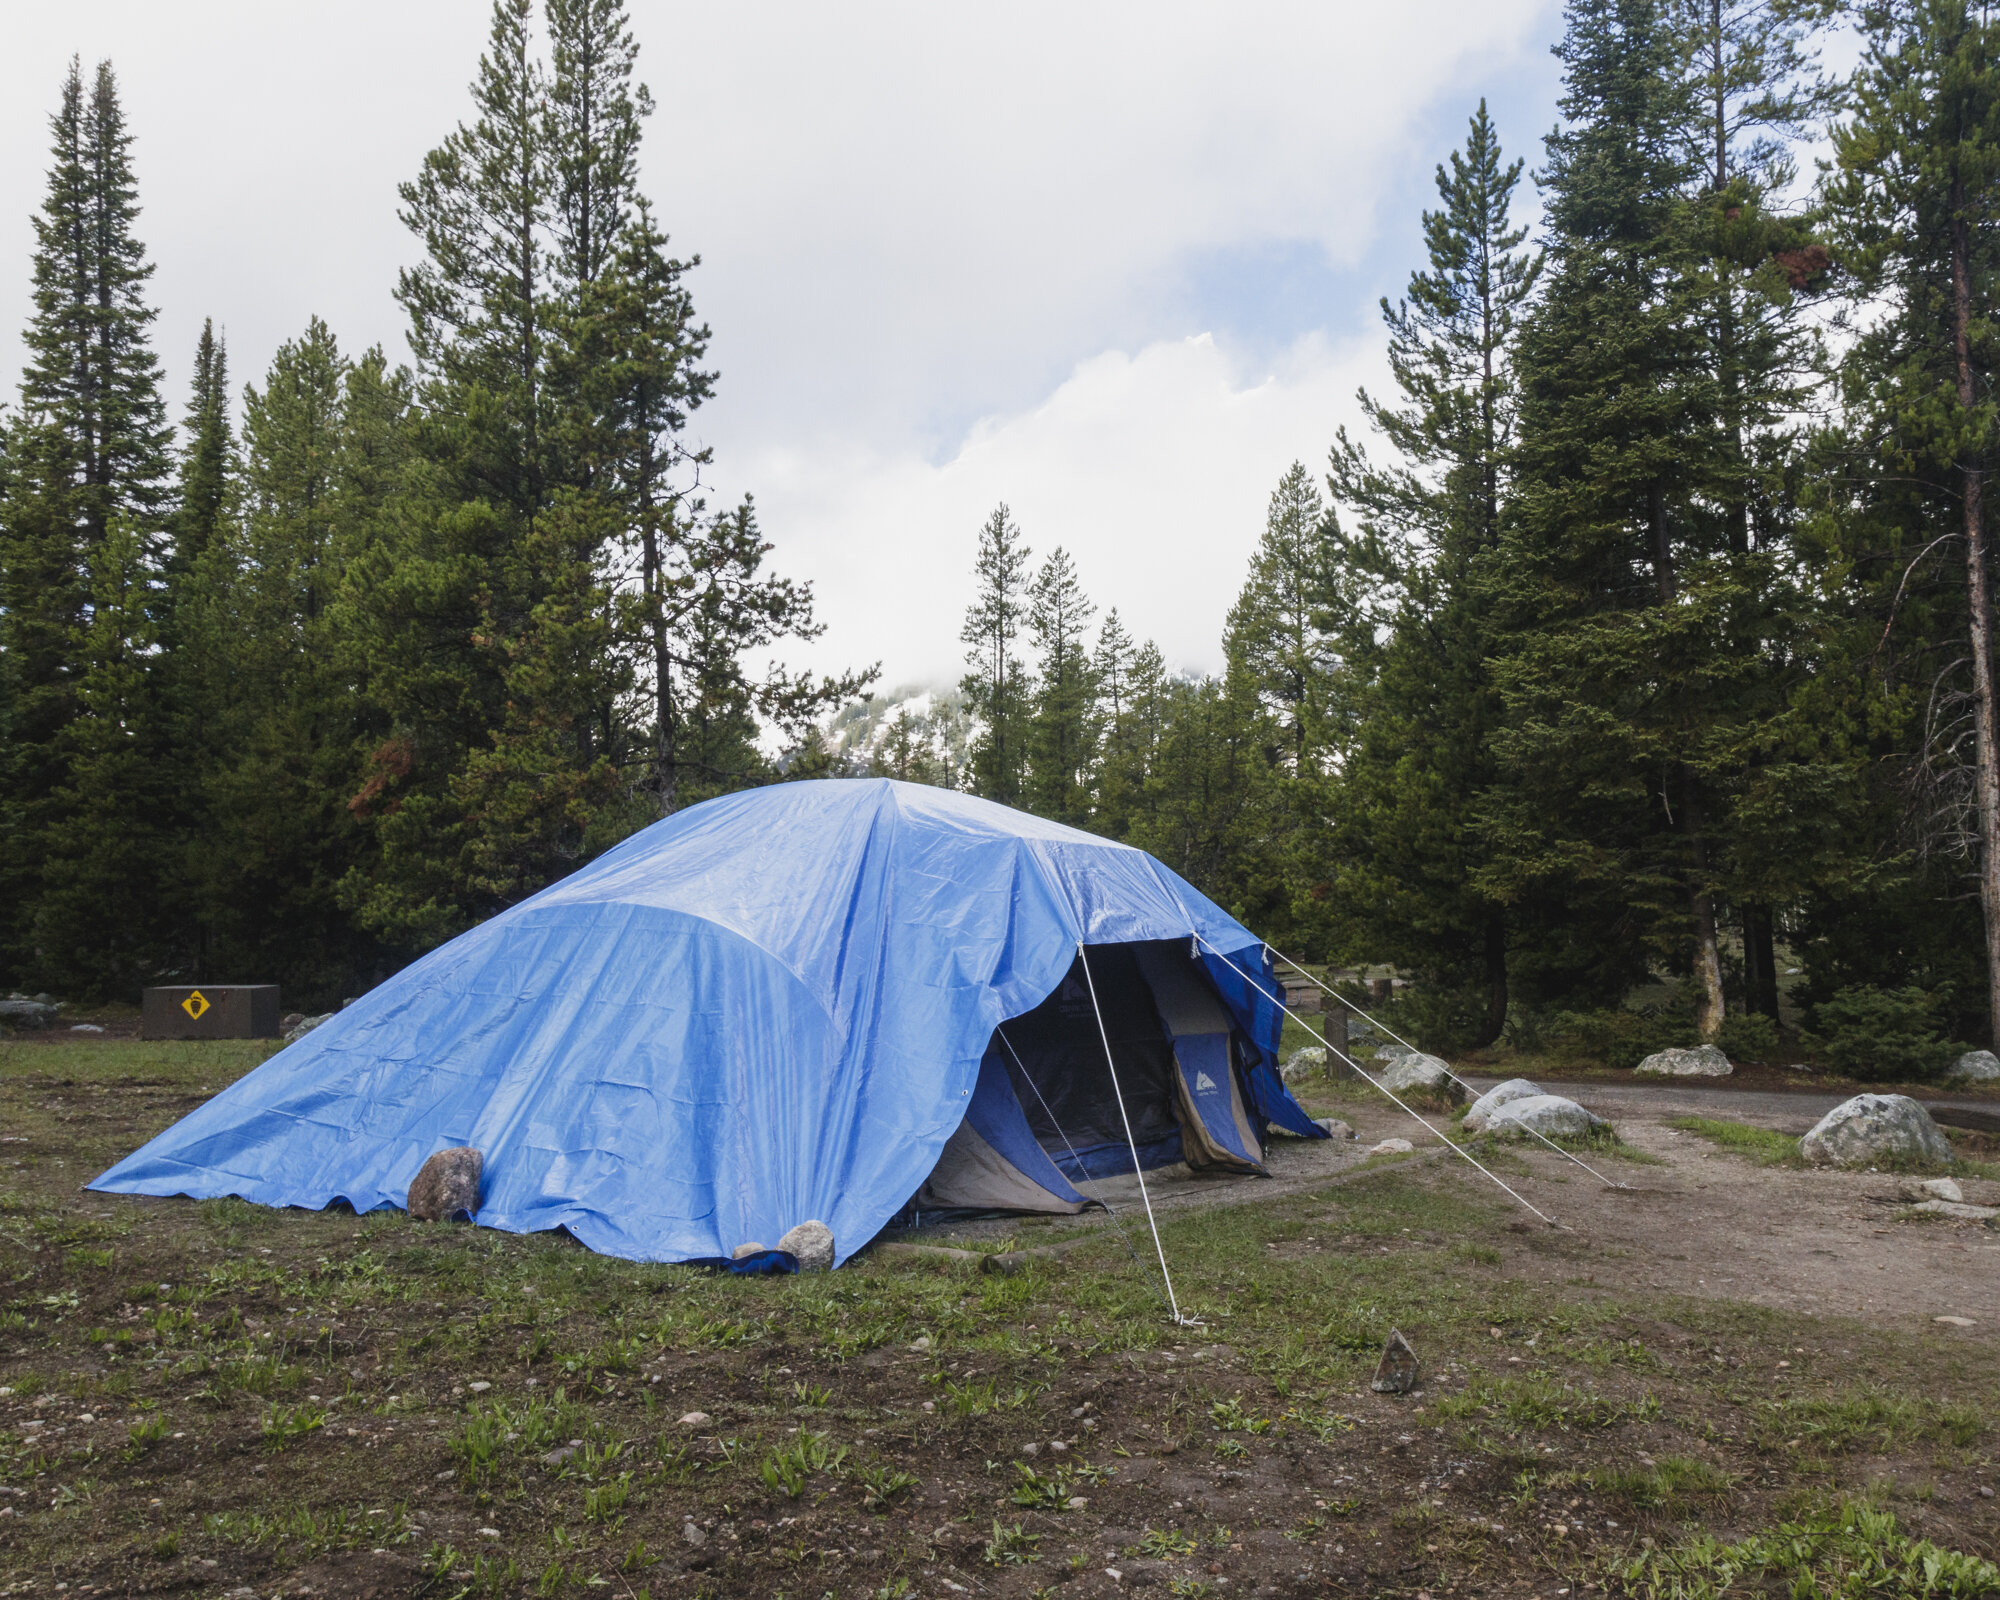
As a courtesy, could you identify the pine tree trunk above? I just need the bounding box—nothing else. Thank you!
[1651,481,1726,1041]
[1471,909,1507,1048]
[1950,182,2000,1048]
[1743,902,1780,1019]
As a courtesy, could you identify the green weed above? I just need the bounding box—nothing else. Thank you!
[1666,1117,1801,1167]
[982,1519,1041,1566]
[259,1403,326,1449]
[1619,1497,1998,1599]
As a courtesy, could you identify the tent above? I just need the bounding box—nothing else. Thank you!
[90,779,1324,1265]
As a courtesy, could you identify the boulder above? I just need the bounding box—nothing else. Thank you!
[0,997,59,1030]
[1463,1078,1543,1133]
[777,1219,835,1272]
[1482,1094,1609,1140]
[407,1147,483,1222]
[1381,1054,1465,1105]
[282,1013,332,1044]
[1314,1117,1355,1140]
[1947,1050,2000,1082]
[1636,1045,1733,1078]
[1905,1177,1964,1203]
[1800,1094,1953,1170]
[1281,1046,1328,1084]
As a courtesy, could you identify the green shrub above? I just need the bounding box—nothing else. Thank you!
[1806,986,1956,1082]
[1717,1011,1778,1063]
[1545,1007,1688,1070]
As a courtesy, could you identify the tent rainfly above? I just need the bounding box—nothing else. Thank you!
[91,779,1325,1265]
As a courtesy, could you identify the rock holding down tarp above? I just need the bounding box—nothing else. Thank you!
[408,1147,482,1221]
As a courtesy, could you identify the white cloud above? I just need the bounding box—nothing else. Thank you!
[747,328,1386,686]
[1,1,1561,690]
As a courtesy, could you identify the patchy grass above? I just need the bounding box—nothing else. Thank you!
[1617,1496,2000,1599]
[1666,1116,1803,1166]
[0,1037,1996,1597]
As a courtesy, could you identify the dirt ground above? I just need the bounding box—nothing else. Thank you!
[1,1036,1997,1600]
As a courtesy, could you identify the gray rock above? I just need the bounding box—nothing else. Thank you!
[682,1520,709,1547]
[1462,1078,1543,1133]
[1909,1199,2000,1222]
[1801,1094,1953,1170]
[407,1147,483,1222]
[1281,1046,1328,1084]
[1371,1328,1419,1394]
[1636,1045,1733,1078]
[282,1013,332,1044]
[731,1241,768,1260]
[1374,1042,1415,1063]
[1905,1177,1964,1203]
[1947,1050,2000,1082]
[0,998,58,1030]
[1381,1054,1465,1104]
[1367,1137,1414,1155]
[777,1220,835,1271]
[1482,1094,1609,1140]
[1314,1117,1355,1140]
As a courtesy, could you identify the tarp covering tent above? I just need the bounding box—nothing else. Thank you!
[90,780,1324,1264]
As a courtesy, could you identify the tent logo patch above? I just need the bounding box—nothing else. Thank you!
[181,991,211,1021]
[1195,1071,1217,1091]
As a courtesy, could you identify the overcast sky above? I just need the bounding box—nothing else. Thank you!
[2,1,1563,691]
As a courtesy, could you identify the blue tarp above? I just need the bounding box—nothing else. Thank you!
[91,779,1322,1264]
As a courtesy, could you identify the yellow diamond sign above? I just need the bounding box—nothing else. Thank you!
[181,991,210,1021]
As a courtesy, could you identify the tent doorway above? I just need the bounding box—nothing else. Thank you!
[911,940,1267,1216]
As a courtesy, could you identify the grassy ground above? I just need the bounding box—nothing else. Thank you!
[2,1040,1997,1599]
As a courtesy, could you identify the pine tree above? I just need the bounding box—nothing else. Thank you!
[1814,0,2000,1043]
[0,58,173,992]
[546,0,651,295]
[1323,104,1541,1043]
[959,503,1035,804]
[172,319,233,569]
[1480,0,1766,1029]
[1025,546,1098,824]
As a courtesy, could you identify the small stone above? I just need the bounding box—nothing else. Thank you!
[776,1219,836,1272]
[467,1381,492,1393]
[407,1147,482,1222]
[922,1400,936,1413]
[1049,1439,1070,1455]
[1371,1328,1420,1394]
[1935,1316,1977,1328]
[677,1411,711,1426]
[1947,1049,2000,1082]
[1067,1495,1088,1510]
[1912,1200,2000,1219]
[1635,1045,1733,1078]
[909,1335,932,1352]
[683,1520,709,1547]
[1368,1138,1415,1156]
[1801,1095,1953,1170]
[77,1413,95,1423]
[731,1241,768,1260]
[68,1023,104,1033]
[539,1445,577,1467]
[1314,1117,1355,1140]
[1020,1441,1040,1457]
[1982,1486,1994,1498]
